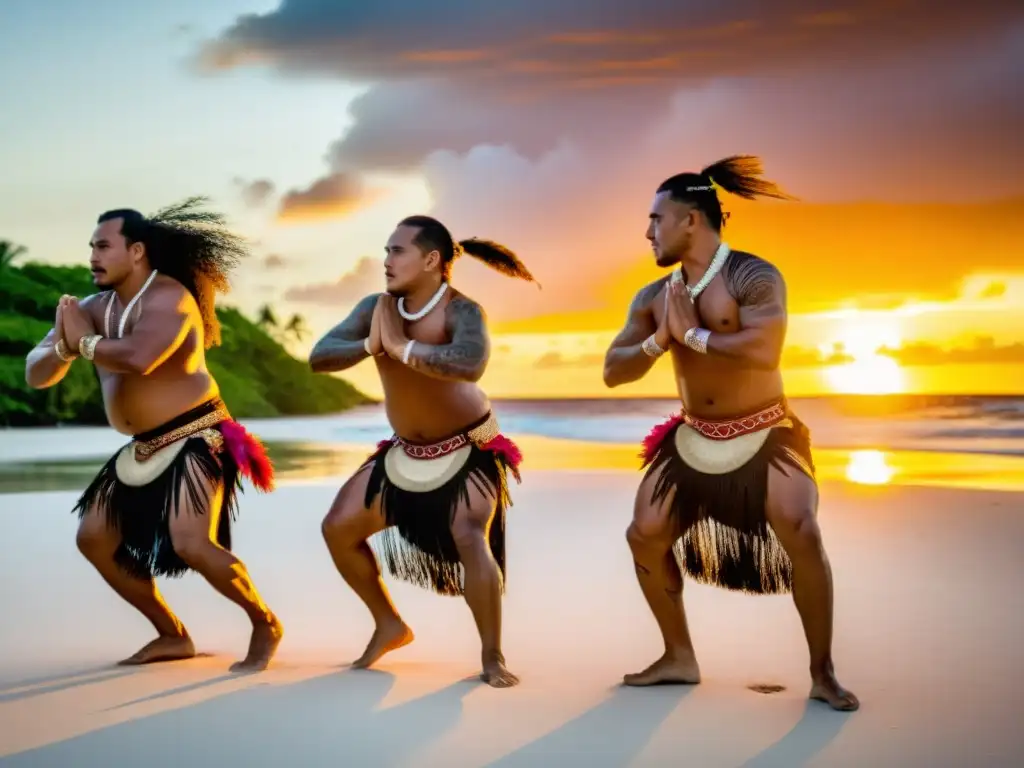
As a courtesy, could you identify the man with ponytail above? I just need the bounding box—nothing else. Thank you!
[24,197,283,672]
[309,215,536,687]
[604,156,858,710]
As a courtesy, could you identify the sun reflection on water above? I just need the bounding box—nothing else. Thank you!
[844,449,895,485]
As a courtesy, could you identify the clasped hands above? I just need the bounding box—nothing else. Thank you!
[53,295,95,355]
[653,280,700,350]
[366,295,412,361]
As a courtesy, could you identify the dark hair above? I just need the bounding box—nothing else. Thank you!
[97,196,250,347]
[398,215,537,285]
[656,155,795,232]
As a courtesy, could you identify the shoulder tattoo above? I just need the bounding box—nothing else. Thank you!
[633,277,668,313]
[445,295,486,337]
[724,252,784,307]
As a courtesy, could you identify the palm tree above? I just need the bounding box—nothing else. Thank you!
[283,313,309,343]
[255,303,279,334]
[0,241,27,270]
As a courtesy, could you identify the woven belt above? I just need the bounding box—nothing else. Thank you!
[682,401,787,441]
[134,406,230,459]
[395,412,500,460]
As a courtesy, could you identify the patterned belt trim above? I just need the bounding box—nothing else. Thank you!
[134,407,230,459]
[682,401,787,441]
[395,413,501,460]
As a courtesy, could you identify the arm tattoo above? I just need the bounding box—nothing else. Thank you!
[724,252,785,316]
[610,279,664,348]
[407,296,489,382]
[308,293,378,373]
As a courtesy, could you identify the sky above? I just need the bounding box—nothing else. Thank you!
[1,0,1023,399]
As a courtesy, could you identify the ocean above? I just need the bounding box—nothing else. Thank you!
[249,394,1024,458]
[2,394,1022,493]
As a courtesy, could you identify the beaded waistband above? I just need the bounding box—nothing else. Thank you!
[682,400,788,441]
[394,412,500,460]
[133,401,230,459]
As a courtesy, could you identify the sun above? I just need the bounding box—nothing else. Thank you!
[820,316,907,395]
[823,354,906,394]
[845,450,896,485]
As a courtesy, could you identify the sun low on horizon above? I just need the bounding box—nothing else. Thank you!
[818,314,907,395]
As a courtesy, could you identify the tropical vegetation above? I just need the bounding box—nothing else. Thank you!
[0,243,370,426]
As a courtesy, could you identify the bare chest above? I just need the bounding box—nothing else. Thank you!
[652,276,739,332]
[375,303,450,380]
[401,300,451,345]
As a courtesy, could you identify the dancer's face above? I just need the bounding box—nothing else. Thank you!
[383,225,440,297]
[646,191,696,267]
[88,218,143,287]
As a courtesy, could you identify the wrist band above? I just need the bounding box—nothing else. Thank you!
[54,339,77,362]
[80,334,103,361]
[402,339,415,365]
[683,327,711,354]
[641,334,666,358]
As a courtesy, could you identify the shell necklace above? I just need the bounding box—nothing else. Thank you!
[398,281,448,321]
[104,269,159,338]
[670,242,731,300]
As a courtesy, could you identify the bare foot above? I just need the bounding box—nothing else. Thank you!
[117,635,196,666]
[481,652,519,688]
[623,651,701,686]
[352,620,414,669]
[230,616,284,673]
[810,671,859,711]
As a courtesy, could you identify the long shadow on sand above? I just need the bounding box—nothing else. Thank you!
[487,684,692,767]
[0,666,143,704]
[1,667,476,767]
[740,700,851,768]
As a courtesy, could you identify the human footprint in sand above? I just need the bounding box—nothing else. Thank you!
[603,156,858,711]
[310,216,536,688]
[24,200,283,673]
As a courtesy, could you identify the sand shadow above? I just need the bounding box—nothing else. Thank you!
[487,684,692,766]
[740,700,851,768]
[0,667,477,767]
[102,673,241,711]
[0,666,143,703]
[357,676,475,764]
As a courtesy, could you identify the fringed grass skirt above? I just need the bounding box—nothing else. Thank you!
[71,398,274,580]
[362,412,522,597]
[640,400,814,595]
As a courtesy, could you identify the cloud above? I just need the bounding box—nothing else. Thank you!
[199,2,1018,88]
[234,177,276,208]
[284,255,381,306]
[277,172,383,222]
[880,339,1024,366]
[263,253,286,269]
[201,1,1024,323]
[200,1,1022,187]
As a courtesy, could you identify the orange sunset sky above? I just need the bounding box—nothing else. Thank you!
[2,1,1022,399]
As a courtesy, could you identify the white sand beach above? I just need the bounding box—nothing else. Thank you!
[1,430,1023,766]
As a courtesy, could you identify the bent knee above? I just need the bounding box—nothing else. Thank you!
[771,505,821,545]
[171,533,215,566]
[321,509,356,543]
[321,503,365,544]
[451,517,488,554]
[76,516,114,559]
[322,477,377,544]
[626,518,673,552]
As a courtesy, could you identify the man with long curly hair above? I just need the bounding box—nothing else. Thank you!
[604,156,858,710]
[25,197,283,672]
[309,215,536,687]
